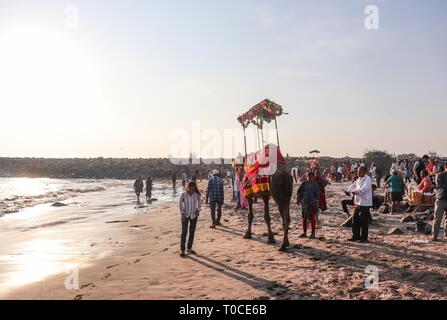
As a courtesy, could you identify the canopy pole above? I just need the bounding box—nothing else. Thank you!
[274,117,280,147]
[243,126,248,159]
[261,127,265,148]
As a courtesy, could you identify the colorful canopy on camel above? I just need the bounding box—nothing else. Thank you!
[237,99,284,129]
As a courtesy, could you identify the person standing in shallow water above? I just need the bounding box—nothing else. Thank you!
[181,171,188,189]
[146,176,153,202]
[133,176,144,204]
[172,172,177,190]
[179,181,201,257]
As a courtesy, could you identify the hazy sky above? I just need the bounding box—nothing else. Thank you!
[0,0,446,158]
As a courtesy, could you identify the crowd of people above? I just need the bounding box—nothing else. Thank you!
[133,153,447,256]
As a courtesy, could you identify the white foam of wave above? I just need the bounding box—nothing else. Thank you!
[0,180,125,216]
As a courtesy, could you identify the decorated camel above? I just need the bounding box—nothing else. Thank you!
[236,99,294,252]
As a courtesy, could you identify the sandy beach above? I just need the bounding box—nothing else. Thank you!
[2,180,447,300]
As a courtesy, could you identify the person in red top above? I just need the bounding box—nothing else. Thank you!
[428,159,438,175]
[418,170,433,193]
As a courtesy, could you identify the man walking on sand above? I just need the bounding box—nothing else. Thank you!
[347,166,372,243]
[432,165,447,241]
[206,169,224,228]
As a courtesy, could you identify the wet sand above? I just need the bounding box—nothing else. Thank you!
[3,181,447,300]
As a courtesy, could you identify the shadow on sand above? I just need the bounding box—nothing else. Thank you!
[187,253,318,300]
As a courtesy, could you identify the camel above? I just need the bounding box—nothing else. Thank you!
[243,162,294,251]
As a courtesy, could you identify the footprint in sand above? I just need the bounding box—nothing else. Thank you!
[80,283,95,289]
[74,295,83,300]
[102,273,112,280]
[134,259,141,264]
[106,264,119,269]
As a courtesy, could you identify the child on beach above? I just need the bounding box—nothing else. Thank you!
[297,172,320,239]
[179,181,202,257]
[384,171,408,214]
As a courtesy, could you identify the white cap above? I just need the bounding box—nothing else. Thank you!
[212,169,219,176]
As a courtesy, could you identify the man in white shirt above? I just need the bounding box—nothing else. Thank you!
[347,166,373,243]
[181,171,188,189]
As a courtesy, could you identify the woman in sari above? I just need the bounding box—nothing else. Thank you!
[237,166,248,209]
[314,169,331,228]
[314,169,330,211]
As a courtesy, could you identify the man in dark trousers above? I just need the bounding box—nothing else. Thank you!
[206,170,224,228]
[432,165,447,241]
[347,166,373,243]
[172,172,177,190]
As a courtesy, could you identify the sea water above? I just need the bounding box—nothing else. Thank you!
[0,177,180,295]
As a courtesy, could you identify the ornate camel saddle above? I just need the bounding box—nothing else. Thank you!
[242,144,287,198]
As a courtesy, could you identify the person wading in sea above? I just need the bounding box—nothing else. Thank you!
[133,176,144,204]
[172,172,177,190]
[181,171,188,189]
[146,176,153,202]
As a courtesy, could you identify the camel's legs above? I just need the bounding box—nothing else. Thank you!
[279,206,291,251]
[263,196,276,243]
[243,198,254,239]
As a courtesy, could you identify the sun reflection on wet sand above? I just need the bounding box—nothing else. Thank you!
[0,181,173,296]
[1,239,65,287]
[2,203,53,222]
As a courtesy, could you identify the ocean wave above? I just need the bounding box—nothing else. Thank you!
[0,181,125,216]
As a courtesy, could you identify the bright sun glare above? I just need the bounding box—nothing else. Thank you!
[0,26,102,131]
